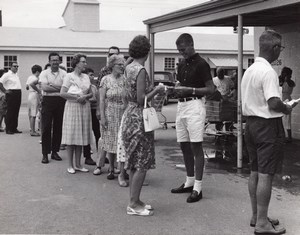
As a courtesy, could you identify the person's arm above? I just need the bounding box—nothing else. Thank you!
[268,97,293,115]
[174,80,215,97]
[60,86,79,101]
[99,86,107,128]
[136,69,165,106]
[76,86,93,104]
[96,88,101,120]
[29,79,41,94]
[0,82,7,94]
[0,74,11,94]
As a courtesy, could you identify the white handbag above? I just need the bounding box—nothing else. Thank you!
[143,96,161,132]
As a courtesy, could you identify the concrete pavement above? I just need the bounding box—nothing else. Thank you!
[0,106,300,235]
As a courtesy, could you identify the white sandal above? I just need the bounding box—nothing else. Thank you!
[126,206,154,216]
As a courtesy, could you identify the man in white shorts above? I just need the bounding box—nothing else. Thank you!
[171,33,214,203]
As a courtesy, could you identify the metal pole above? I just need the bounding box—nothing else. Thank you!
[146,26,155,85]
[237,14,243,169]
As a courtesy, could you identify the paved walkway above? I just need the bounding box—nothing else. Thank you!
[0,107,299,235]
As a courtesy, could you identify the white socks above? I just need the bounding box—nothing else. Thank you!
[184,176,195,188]
[193,180,202,194]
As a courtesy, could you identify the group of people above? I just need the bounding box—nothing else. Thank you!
[0,30,297,234]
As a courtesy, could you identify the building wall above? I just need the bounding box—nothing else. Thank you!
[73,3,100,32]
[63,3,74,30]
[274,23,300,140]
[254,24,300,139]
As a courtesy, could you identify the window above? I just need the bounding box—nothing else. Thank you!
[248,58,254,67]
[66,56,74,72]
[4,55,18,71]
[164,57,175,72]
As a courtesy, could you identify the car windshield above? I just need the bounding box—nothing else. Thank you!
[154,74,169,81]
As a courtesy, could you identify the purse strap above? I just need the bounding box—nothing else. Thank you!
[144,95,148,109]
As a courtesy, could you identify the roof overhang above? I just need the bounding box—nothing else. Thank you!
[144,0,300,33]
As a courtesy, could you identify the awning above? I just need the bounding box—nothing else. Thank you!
[208,57,238,69]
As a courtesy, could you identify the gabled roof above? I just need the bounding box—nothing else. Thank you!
[0,27,253,54]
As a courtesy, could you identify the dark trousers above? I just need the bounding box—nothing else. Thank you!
[41,96,65,155]
[83,108,100,158]
[5,90,21,132]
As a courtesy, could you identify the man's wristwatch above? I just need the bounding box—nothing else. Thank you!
[192,88,196,95]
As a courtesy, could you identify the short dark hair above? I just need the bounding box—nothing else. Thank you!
[281,66,292,77]
[71,53,87,68]
[44,63,51,70]
[176,33,194,46]
[31,64,42,74]
[48,52,60,61]
[129,35,151,59]
[108,46,120,54]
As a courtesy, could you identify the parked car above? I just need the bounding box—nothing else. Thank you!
[154,71,176,105]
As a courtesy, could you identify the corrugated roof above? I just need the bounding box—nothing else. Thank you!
[0,27,253,53]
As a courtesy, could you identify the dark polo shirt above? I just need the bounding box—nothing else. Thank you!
[177,53,212,98]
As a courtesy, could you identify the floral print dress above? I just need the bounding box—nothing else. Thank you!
[121,61,155,170]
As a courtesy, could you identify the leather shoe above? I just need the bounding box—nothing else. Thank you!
[187,190,203,203]
[13,129,22,133]
[171,183,193,194]
[85,157,96,165]
[6,130,14,135]
[107,171,115,180]
[41,154,49,164]
[51,152,62,161]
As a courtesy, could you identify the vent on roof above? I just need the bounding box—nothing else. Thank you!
[62,0,100,32]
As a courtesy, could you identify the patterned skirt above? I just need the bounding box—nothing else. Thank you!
[99,102,124,153]
[61,101,94,146]
[121,102,155,171]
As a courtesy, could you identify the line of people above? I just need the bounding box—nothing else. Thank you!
[0,31,296,233]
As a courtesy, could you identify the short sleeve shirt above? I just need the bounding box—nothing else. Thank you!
[39,68,67,96]
[241,57,283,119]
[212,75,234,96]
[0,70,22,90]
[177,53,212,98]
[26,75,39,93]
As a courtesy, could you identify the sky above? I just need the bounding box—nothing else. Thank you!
[0,0,239,34]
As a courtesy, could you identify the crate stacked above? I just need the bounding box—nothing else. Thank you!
[205,100,237,122]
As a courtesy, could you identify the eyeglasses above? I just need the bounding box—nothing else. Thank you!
[114,63,124,67]
[50,59,60,62]
[274,45,285,51]
[80,60,87,63]
[108,52,119,57]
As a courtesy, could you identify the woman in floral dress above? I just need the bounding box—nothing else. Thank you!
[121,35,165,216]
[98,54,126,180]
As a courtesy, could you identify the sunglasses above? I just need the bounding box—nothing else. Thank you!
[12,65,19,68]
[108,52,119,57]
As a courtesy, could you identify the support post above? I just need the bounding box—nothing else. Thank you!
[237,15,243,169]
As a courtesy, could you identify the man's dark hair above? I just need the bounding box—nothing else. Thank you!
[108,46,120,54]
[31,64,42,74]
[48,52,60,61]
[176,33,194,46]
